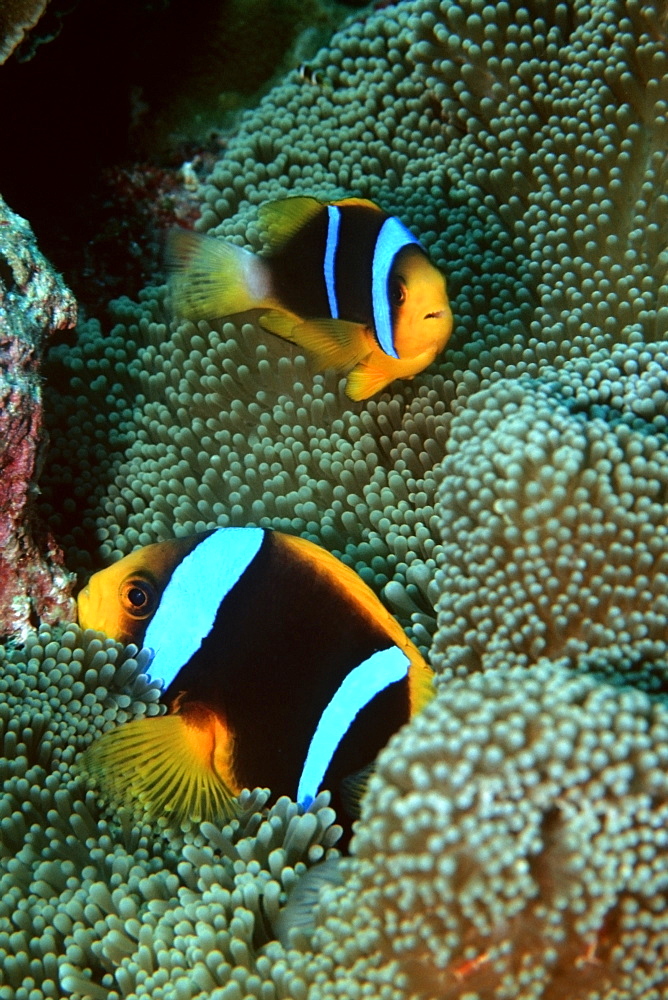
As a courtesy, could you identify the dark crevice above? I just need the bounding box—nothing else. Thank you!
[0,252,16,293]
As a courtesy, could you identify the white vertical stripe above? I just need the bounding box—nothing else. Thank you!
[296,646,410,808]
[323,205,341,319]
[371,216,421,359]
[144,528,265,688]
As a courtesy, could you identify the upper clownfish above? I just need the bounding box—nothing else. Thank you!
[77,527,434,827]
[166,196,453,400]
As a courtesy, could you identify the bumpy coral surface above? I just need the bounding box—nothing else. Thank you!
[432,352,668,685]
[5,629,667,999]
[0,194,76,639]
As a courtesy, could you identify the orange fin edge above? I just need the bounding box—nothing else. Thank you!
[81,706,240,826]
[331,197,383,213]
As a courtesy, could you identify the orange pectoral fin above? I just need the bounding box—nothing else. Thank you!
[345,345,444,400]
[259,312,369,372]
[81,704,240,826]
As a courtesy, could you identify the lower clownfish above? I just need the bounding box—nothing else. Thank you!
[167,196,452,400]
[77,528,434,826]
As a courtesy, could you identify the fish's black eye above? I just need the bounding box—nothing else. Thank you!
[121,579,158,619]
[389,276,406,307]
[128,586,148,608]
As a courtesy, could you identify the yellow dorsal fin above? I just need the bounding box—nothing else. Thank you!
[259,311,369,372]
[81,703,240,826]
[345,358,395,400]
[258,197,325,251]
[331,197,383,212]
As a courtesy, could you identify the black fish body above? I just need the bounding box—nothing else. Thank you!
[78,528,434,826]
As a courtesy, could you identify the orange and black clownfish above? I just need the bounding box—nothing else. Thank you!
[77,528,434,827]
[166,196,453,400]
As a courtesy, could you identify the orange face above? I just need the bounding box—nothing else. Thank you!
[77,536,200,644]
[389,246,453,361]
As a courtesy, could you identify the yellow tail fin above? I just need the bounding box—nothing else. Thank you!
[166,228,272,321]
[81,703,240,826]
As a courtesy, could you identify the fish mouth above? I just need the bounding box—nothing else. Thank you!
[424,309,446,319]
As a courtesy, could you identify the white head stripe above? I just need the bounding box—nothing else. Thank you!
[323,205,341,319]
[371,216,421,359]
[296,646,410,808]
[144,528,265,688]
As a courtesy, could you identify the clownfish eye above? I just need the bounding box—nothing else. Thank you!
[121,579,158,619]
[389,276,406,306]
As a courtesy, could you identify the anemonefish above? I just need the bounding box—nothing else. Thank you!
[296,63,327,87]
[166,196,452,400]
[77,528,434,827]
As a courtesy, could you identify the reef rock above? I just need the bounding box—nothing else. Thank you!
[0,193,76,639]
[0,0,49,63]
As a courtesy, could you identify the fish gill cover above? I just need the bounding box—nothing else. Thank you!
[1,0,668,997]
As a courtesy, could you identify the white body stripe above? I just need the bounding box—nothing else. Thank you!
[144,528,265,688]
[371,216,421,359]
[324,205,341,318]
[296,645,410,808]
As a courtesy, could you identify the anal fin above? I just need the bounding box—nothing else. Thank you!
[345,358,395,400]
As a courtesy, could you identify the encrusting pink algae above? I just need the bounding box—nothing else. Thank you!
[0,194,76,640]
